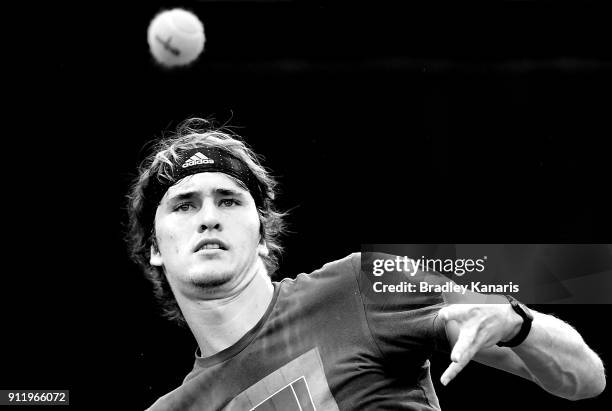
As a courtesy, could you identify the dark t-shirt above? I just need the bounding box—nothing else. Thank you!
[147,253,450,410]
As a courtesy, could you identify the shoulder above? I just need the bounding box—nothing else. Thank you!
[282,251,448,294]
[287,252,361,283]
[144,387,178,411]
[296,252,405,279]
[273,253,362,307]
[278,252,442,303]
[312,252,361,274]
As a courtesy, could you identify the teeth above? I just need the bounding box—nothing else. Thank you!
[201,244,220,250]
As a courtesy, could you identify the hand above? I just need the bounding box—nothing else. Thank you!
[438,301,521,386]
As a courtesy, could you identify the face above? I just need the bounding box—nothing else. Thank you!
[150,172,268,294]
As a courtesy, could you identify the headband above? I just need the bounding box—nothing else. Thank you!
[147,147,266,208]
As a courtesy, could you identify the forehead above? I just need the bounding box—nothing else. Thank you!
[164,172,249,198]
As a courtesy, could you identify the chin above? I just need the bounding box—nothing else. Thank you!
[188,269,234,289]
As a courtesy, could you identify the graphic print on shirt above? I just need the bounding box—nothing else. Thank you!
[224,347,339,411]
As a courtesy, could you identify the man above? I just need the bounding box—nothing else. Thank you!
[127,118,605,410]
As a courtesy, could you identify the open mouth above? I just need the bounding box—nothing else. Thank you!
[194,239,228,252]
[197,244,224,251]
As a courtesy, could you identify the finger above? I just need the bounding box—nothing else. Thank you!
[442,328,485,386]
[454,331,484,369]
[440,324,478,386]
[440,361,463,386]
[450,321,479,363]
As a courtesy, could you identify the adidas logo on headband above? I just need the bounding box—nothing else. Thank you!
[182,152,215,168]
[148,147,265,208]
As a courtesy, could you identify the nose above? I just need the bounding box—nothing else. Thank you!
[197,201,221,232]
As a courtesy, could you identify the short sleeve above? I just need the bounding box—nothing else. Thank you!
[356,252,452,368]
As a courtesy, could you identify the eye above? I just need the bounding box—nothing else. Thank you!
[173,202,194,212]
[219,198,239,207]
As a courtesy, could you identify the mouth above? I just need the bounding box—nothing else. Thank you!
[197,244,224,252]
[194,239,228,253]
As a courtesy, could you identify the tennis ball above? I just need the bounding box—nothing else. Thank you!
[147,8,206,67]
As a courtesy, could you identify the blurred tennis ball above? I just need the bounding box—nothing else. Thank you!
[147,8,206,67]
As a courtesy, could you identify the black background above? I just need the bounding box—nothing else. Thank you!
[3,1,611,409]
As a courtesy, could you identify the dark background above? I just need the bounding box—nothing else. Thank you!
[3,0,611,409]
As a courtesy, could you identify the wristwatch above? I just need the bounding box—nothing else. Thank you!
[496,295,534,347]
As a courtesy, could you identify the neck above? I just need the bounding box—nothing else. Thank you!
[177,260,274,357]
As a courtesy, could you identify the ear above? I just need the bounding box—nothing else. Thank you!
[257,239,269,258]
[150,244,163,267]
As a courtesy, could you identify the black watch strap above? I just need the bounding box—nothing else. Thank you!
[497,295,533,348]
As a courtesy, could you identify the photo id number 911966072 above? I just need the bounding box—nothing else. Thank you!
[0,390,69,405]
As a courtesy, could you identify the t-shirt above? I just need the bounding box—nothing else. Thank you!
[147,252,451,410]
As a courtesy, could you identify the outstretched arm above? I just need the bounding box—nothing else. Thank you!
[438,293,606,400]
